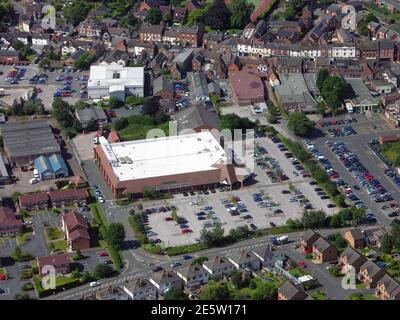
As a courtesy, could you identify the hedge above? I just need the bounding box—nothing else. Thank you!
[166,243,209,256]
[108,245,122,271]
[143,244,162,254]
[34,276,81,298]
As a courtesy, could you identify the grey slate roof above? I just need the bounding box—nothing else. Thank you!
[153,76,174,97]
[75,107,107,123]
[174,102,219,132]
[340,247,366,265]
[278,281,308,300]
[313,237,333,253]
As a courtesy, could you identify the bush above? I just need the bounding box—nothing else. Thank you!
[142,244,162,254]
[166,243,209,256]
[108,245,122,271]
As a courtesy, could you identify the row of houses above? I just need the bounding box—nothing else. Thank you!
[18,188,88,211]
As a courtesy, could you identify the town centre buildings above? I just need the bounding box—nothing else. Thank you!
[94,131,239,198]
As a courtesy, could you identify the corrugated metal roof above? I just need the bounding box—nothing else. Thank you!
[48,154,68,174]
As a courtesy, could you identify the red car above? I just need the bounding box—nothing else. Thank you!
[164,217,173,221]
[106,110,116,118]
[319,122,324,128]
[181,228,192,233]
[61,92,71,97]
[0,274,5,280]
[98,251,108,257]
[298,260,307,268]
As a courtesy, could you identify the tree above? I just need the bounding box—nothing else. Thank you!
[320,75,347,116]
[163,11,171,23]
[301,210,327,229]
[109,97,124,109]
[204,0,231,31]
[14,293,33,300]
[94,263,113,279]
[163,288,189,300]
[358,13,378,36]
[142,97,161,116]
[12,246,22,261]
[200,225,225,246]
[154,110,169,124]
[145,7,162,25]
[316,68,329,91]
[220,114,256,132]
[64,0,90,26]
[381,234,393,254]
[199,281,231,300]
[283,6,296,20]
[191,256,209,265]
[86,119,99,132]
[228,0,254,29]
[126,13,141,30]
[72,248,84,260]
[106,223,126,249]
[74,52,97,70]
[114,117,128,131]
[288,112,314,137]
[251,282,278,300]
[391,222,400,248]
[187,9,205,27]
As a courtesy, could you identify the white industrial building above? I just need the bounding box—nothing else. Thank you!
[87,62,144,100]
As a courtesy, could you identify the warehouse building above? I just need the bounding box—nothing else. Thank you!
[0,119,61,167]
[229,70,265,106]
[34,154,69,180]
[88,62,144,100]
[94,131,238,198]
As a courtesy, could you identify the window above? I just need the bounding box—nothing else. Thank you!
[113,72,120,79]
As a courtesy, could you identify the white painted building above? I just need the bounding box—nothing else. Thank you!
[88,62,144,100]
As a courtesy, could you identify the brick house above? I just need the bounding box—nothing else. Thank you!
[49,189,88,208]
[178,24,204,47]
[153,76,174,100]
[61,211,90,251]
[376,274,400,300]
[0,50,24,65]
[379,39,395,61]
[358,260,386,288]
[339,247,367,273]
[19,193,49,211]
[300,229,321,253]
[0,204,23,237]
[344,228,366,249]
[37,253,72,276]
[312,237,338,263]
[278,281,308,300]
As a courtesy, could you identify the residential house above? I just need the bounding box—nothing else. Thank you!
[252,244,275,268]
[64,48,87,67]
[0,203,23,237]
[176,264,209,287]
[0,50,23,65]
[339,247,367,273]
[344,228,366,249]
[278,281,308,300]
[37,254,71,276]
[379,40,395,60]
[163,30,180,46]
[48,189,88,208]
[300,229,321,253]
[31,34,50,46]
[19,193,49,211]
[202,256,234,279]
[228,250,261,271]
[312,237,338,263]
[178,24,204,47]
[192,53,205,71]
[173,7,188,24]
[139,24,164,43]
[376,274,400,300]
[153,76,174,100]
[123,277,157,300]
[77,20,105,39]
[61,211,90,252]
[358,260,386,288]
[149,270,183,295]
[95,286,130,300]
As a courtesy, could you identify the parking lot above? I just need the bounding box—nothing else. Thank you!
[146,178,339,246]
[71,132,97,161]
[0,64,86,110]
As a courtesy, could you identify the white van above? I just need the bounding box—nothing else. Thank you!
[33,169,39,178]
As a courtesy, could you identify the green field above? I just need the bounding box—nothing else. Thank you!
[118,122,170,141]
[381,141,400,166]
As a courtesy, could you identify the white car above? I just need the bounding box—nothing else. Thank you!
[33,169,39,178]
[89,281,100,288]
[29,178,39,184]
[98,196,105,203]
[189,201,198,206]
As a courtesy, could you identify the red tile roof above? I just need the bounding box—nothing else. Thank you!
[62,211,88,231]
[19,192,49,205]
[49,189,88,202]
[0,205,23,229]
[37,253,71,267]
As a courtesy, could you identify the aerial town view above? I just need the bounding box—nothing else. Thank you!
[2,0,400,308]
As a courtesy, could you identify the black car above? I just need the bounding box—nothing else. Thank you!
[321,195,330,200]
[353,185,360,190]
[388,211,399,217]
[309,181,318,185]
[183,192,189,196]
[327,204,336,208]
[210,189,216,193]
[243,215,252,219]
[152,266,163,272]
[249,223,257,231]
[281,190,291,194]
[269,222,276,227]
[189,191,195,196]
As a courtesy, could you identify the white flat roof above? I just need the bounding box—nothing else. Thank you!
[101,131,228,181]
[88,63,144,89]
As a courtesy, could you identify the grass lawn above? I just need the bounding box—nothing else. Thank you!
[17,231,34,245]
[118,122,169,141]
[346,293,380,300]
[55,276,79,287]
[288,267,308,278]
[49,239,67,253]
[380,141,400,165]
[45,227,64,241]
[311,290,328,300]
[356,282,366,290]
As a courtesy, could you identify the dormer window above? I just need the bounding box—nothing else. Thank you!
[113,72,120,79]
